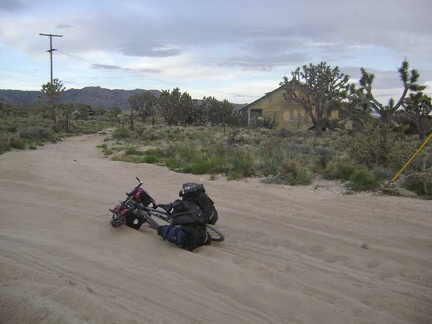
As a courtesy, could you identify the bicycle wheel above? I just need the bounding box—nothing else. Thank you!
[206,224,225,242]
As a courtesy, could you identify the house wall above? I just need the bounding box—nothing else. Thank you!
[246,87,339,130]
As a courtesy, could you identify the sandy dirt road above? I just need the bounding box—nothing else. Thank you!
[0,132,431,324]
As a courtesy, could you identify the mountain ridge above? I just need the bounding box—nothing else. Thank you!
[0,87,247,110]
[0,87,161,111]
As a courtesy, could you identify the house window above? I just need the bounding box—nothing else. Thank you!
[250,109,263,119]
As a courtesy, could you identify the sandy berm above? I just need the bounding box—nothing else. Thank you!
[0,132,431,324]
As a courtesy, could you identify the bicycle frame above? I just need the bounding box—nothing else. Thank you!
[110,177,225,242]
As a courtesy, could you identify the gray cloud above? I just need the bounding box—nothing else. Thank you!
[120,44,181,58]
[2,0,432,101]
[91,63,160,74]
[219,52,311,71]
[0,0,25,11]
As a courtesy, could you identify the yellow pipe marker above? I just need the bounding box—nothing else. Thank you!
[390,133,432,183]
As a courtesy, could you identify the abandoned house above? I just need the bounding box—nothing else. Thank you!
[241,85,339,130]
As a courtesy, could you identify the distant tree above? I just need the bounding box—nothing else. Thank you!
[178,92,193,126]
[128,91,158,122]
[204,96,221,126]
[402,92,432,140]
[220,100,234,125]
[281,62,350,136]
[95,107,107,116]
[0,97,13,117]
[351,60,425,124]
[342,84,374,130]
[111,107,122,116]
[192,99,207,126]
[158,88,195,126]
[228,109,248,127]
[40,78,66,124]
[220,99,234,131]
[159,88,181,126]
[57,103,74,132]
[74,103,90,120]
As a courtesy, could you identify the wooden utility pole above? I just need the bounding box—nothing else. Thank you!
[39,33,63,83]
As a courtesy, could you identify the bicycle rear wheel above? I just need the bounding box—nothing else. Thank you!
[206,224,224,242]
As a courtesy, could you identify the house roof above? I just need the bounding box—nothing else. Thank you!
[240,85,285,111]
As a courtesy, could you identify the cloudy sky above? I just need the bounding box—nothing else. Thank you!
[1,0,431,104]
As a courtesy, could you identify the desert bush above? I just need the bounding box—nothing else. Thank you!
[371,165,395,182]
[20,126,53,140]
[256,139,314,185]
[125,146,144,155]
[400,171,432,197]
[256,140,286,176]
[9,137,26,149]
[227,149,255,179]
[348,123,412,169]
[143,155,159,164]
[346,168,380,192]
[312,146,335,173]
[7,125,18,133]
[0,133,10,154]
[188,158,212,174]
[112,127,132,140]
[280,158,312,185]
[166,158,182,171]
[323,159,357,181]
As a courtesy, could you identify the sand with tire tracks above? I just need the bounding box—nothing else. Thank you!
[0,132,431,324]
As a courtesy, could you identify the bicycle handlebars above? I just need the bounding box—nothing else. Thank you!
[126,177,143,197]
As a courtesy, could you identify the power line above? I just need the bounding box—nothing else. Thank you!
[56,50,258,99]
[39,33,63,83]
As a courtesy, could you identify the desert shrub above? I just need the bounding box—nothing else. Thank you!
[112,154,146,163]
[371,165,395,182]
[143,155,159,164]
[262,116,278,129]
[112,127,132,140]
[144,148,159,156]
[103,148,113,155]
[125,146,144,155]
[277,127,292,138]
[51,124,64,133]
[323,159,357,181]
[400,171,432,197]
[9,137,26,149]
[256,141,286,176]
[7,124,18,133]
[0,133,10,154]
[166,158,182,171]
[261,175,286,184]
[97,143,114,155]
[346,168,380,192]
[312,146,334,173]
[348,123,411,169]
[188,158,211,174]
[280,158,312,185]
[256,139,314,182]
[402,146,432,173]
[227,150,255,179]
[20,126,53,140]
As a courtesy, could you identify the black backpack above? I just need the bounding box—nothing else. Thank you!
[179,183,218,225]
[170,199,206,226]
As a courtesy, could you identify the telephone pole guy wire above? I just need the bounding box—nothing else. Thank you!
[39,33,63,84]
